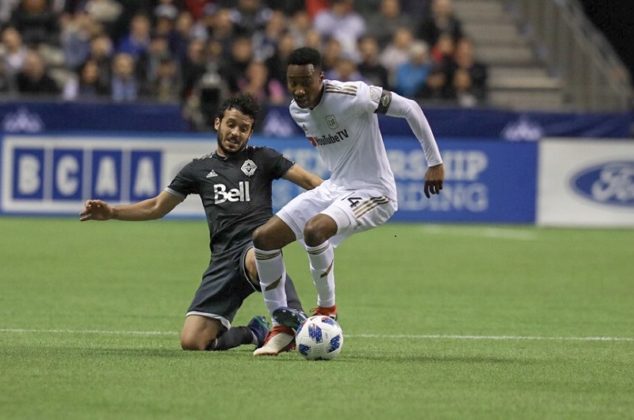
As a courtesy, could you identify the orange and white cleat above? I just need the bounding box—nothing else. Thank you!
[252,325,295,356]
[312,305,337,320]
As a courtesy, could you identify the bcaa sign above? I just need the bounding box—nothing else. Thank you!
[11,147,161,202]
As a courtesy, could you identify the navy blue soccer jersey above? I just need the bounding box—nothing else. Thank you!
[166,146,294,254]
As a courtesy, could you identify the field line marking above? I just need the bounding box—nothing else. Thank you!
[0,328,177,336]
[350,334,634,342]
[1,328,633,342]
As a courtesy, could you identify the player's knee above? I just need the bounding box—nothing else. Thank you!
[180,329,216,351]
[180,334,207,351]
[253,219,294,250]
[252,225,272,250]
[303,217,335,246]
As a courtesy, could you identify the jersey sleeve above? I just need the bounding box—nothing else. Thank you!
[165,161,199,198]
[354,81,384,115]
[385,92,443,166]
[259,147,294,179]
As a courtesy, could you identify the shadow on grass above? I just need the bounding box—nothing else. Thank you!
[129,349,532,365]
[6,345,249,359]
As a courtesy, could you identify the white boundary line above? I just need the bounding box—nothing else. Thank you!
[0,328,177,336]
[1,328,633,342]
[351,334,634,342]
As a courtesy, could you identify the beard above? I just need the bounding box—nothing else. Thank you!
[216,133,246,156]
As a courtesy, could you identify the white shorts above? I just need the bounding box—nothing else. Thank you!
[277,180,397,247]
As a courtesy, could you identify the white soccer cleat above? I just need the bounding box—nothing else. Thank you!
[252,325,295,356]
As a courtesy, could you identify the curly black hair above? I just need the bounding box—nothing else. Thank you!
[215,94,260,123]
[288,47,322,69]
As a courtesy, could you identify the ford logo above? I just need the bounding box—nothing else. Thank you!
[571,162,634,207]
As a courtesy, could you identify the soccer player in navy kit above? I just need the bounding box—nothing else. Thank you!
[80,94,323,352]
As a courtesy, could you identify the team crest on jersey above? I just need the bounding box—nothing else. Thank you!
[325,115,338,130]
[241,159,257,176]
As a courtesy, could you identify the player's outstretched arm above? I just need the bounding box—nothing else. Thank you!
[79,191,183,222]
[380,90,444,198]
[283,164,323,190]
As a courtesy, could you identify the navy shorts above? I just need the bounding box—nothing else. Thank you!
[186,242,259,330]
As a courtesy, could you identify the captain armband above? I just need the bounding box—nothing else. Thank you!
[375,90,392,114]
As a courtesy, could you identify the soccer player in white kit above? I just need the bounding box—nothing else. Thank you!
[252,47,445,356]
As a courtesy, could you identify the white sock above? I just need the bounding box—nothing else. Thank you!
[306,241,335,308]
[254,248,287,320]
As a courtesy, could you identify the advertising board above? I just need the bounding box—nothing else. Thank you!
[1,134,538,223]
[538,139,634,227]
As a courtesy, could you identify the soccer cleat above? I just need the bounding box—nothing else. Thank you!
[312,305,337,320]
[273,307,308,332]
[247,315,270,348]
[252,325,295,356]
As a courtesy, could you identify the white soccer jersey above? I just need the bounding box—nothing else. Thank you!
[290,80,398,200]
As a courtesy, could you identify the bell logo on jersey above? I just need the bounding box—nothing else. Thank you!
[213,181,251,204]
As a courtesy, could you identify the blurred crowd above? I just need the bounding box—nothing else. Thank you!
[0,0,488,129]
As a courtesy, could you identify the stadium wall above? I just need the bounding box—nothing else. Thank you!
[0,133,632,226]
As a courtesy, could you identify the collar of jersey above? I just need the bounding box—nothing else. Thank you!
[213,147,249,161]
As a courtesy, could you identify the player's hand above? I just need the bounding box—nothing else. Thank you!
[424,163,444,198]
[80,200,114,221]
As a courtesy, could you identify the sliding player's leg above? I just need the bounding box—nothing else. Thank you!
[181,244,268,351]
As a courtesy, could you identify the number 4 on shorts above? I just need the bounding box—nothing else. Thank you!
[347,196,362,208]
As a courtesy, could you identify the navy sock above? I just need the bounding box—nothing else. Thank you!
[206,327,254,351]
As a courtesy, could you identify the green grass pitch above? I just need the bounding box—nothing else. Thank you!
[1,217,633,419]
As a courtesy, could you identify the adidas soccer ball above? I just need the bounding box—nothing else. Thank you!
[295,316,344,360]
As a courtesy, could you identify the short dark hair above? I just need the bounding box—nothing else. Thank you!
[216,94,260,122]
[288,47,322,69]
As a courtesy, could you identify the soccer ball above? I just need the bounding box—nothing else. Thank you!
[295,316,344,360]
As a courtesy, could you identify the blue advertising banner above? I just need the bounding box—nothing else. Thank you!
[1,101,630,140]
[262,106,633,140]
[0,134,537,223]
[252,137,538,223]
[0,102,189,133]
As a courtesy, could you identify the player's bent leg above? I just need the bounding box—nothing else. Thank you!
[252,216,296,251]
[253,217,297,318]
[245,248,306,315]
[182,314,267,351]
[303,214,338,311]
[180,315,222,351]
